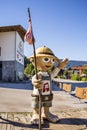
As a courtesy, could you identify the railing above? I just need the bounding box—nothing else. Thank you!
[75,87,87,99]
[53,80,87,100]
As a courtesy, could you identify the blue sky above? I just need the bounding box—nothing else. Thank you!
[0,0,87,61]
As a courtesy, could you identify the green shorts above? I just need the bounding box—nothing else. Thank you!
[32,96,52,108]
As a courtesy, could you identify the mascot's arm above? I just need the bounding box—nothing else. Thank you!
[32,72,43,89]
[51,58,69,78]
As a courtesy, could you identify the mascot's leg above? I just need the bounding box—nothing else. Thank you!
[31,108,43,124]
[42,107,59,123]
[31,96,43,124]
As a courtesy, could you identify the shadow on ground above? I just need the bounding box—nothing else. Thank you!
[57,118,87,126]
[0,81,61,91]
[0,81,33,90]
[0,116,49,129]
[0,116,87,129]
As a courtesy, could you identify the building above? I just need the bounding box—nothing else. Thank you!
[71,65,87,75]
[0,25,26,81]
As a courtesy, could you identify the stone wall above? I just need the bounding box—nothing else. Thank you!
[2,61,24,82]
[2,61,16,81]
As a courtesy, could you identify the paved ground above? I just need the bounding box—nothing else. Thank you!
[0,80,87,130]
[0,81,33,112]
[0,110,87,130]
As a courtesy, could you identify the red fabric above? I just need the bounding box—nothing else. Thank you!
[25,22,35,45]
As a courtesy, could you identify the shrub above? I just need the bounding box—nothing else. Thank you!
[81,77,87,81]
[71,74,81,81]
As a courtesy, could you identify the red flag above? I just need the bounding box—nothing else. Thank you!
[25,22,35,45]
[24,8,35,45]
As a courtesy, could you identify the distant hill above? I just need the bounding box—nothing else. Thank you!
[67,60,87,68]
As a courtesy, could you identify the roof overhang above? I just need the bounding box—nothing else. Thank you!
[0,25,26,41]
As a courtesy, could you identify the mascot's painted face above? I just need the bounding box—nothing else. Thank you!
[35,56,57,71]
[29,46,60,71]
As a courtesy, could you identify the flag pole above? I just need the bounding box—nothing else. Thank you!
[27,8,42,130]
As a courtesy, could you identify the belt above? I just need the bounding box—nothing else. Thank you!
[31,93,53,102]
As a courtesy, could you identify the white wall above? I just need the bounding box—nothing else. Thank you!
[0,31,15,61]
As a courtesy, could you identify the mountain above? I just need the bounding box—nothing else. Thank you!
[67,60,87,69]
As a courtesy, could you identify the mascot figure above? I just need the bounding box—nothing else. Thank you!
[29,46,68,124]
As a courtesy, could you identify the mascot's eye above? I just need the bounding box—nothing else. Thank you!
[43,58,50,62]
[51,58,55,63]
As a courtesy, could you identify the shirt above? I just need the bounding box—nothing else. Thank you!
[32,71,52,95]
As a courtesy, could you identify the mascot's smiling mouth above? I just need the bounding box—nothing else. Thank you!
[46,65,51,68]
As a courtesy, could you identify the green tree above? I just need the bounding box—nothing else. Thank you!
[24,63,35,77]
[82,69,87,75]
[24,56,30,68]
[63,70,68,78]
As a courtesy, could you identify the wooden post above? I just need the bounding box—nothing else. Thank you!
[28,8,42,130]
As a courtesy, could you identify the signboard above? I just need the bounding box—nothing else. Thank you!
[16,41,24,65]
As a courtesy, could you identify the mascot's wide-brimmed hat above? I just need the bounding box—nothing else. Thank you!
[29,46,60,62]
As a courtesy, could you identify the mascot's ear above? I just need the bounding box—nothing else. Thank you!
[29,57,34,63]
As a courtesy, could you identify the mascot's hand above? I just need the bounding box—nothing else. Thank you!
[32,73,43,89]
[58,58,69,69]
